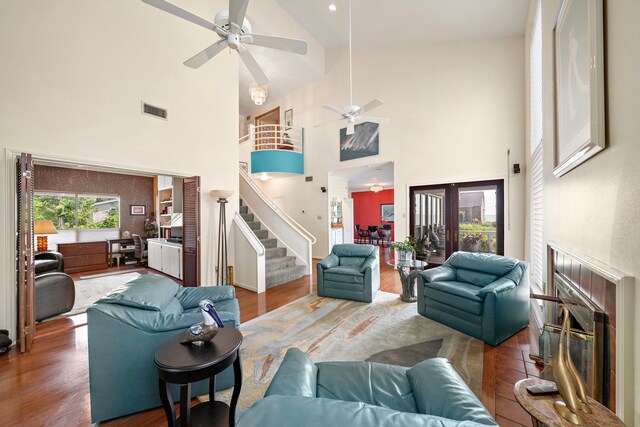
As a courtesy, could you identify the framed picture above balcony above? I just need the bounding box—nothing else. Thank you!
[284,108,293,129]
[553,0,606,177]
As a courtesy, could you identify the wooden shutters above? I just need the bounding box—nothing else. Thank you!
[16,153,35,353]
[182,176,201,287]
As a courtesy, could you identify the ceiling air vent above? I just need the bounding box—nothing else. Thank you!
[142,102,167,120]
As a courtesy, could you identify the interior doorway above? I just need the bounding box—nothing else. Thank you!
[409,179,504,267]
[328,162,394,252]
[254,106,280,150]
[12,153,202,351]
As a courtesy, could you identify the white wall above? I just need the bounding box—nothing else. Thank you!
[255,37,526,259]
[0,0,239,340]
[531,0,640,422]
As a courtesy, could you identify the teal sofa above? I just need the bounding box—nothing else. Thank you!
[317,244,380,302]
[237,348,497,427]
[87,274,240,423]
[418,252,529,346]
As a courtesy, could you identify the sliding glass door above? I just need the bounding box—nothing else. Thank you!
[410,179,504,267]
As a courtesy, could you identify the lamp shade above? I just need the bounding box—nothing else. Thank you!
[34,219,58,235]
[210,190,234,200]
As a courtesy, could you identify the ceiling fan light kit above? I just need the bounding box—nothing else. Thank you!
[141,0,308,88]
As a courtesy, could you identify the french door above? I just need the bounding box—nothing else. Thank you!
[409,179,504,267]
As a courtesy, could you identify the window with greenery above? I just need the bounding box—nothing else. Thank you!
[34,192,120,229]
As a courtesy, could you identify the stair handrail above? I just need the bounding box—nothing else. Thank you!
[239,167,316,245]
[232,212,266,256]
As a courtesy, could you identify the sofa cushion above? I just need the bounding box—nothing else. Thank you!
[324,266,365,284]
[332,244,376,258]
[97,274,179,312]
[408,358,496,425]
[455,268,498,287]
[35,259,59,274]
[424,281,484,315]
[316,361,418,413]
[339,257,366,268]
[446,252,518,277]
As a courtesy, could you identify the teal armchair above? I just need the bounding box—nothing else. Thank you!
[237,348,497,427]
[317,244,380,303]
[87,274,240,423]
[417,252,530,346]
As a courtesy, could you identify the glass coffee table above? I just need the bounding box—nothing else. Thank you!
[386,259,428,302]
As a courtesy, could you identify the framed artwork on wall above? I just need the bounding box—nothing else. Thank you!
[381,203,394,222]
[130,205,146,216]
[553,0,606,177]
[284,108,293,129]
[340,122,380,162]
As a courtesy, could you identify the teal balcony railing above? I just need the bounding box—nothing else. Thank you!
[244,124,304,176]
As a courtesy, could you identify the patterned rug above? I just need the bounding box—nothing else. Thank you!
[210,291,483,411]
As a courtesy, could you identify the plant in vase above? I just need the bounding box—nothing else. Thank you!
[144,218,158,238]
[408,235,434,261]
[390,240,415,264]
[460,232,483,252]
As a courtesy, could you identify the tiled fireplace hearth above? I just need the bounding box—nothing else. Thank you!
[536,242,635,424]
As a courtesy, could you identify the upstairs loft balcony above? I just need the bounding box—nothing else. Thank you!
[240,124,304,176]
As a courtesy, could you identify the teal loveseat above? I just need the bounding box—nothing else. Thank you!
[418,252,530,346]
[87,274,240,423]
[237,348,497,427]
[317,244,380,302]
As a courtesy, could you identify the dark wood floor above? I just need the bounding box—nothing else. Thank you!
[0,248,537,426]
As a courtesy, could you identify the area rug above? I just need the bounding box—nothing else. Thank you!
[209,291,483,412]
[42,272,141,321]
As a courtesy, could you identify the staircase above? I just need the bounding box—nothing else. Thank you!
[239,199,306,288]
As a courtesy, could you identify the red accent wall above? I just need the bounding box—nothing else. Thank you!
[352,189,394,241]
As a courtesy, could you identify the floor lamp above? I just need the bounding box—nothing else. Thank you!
[211,189,234,285]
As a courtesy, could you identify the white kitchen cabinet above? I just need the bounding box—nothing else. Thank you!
[162,243,182,280]
[147,238,182,280]
[148,240,162,271]
[329,228,344,251]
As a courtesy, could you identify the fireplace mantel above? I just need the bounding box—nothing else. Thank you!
[547,241,635,424]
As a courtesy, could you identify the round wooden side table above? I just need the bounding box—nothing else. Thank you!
[155,327,243,427]
[513,378,624,427]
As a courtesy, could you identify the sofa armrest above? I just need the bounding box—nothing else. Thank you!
[419,266,456,283]
[407,358,497,425]
[360,257,377,273]
[35,251,64,271]
[476,278,515,297]
[318,254,339,269]
[176,285,236,310]
[265,348,318,398]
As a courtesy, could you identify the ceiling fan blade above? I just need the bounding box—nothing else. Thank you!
[314,117,344,128]
[357,98,383,114]
[141,0,219,32]
[184,41,228,69]
[238,45,269,85]
[243,34,308,55]
[321,105,348,117]
[357,115,391,124]
[228,0,250,34]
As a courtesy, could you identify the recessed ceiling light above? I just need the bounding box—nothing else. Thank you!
[328,4,337,12]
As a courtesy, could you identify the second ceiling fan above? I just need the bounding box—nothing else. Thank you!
[317,0,389,135]
[142,0,308,84]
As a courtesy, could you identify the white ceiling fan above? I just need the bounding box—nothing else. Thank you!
[316,0,388,135]
[141,0,308,84]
